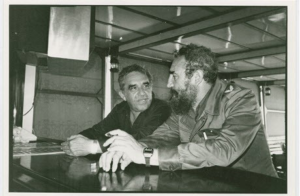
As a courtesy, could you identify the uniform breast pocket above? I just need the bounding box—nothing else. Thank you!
[198,128,222,140]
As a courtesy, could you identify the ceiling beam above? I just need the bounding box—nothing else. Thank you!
[257,80,285,86]
[117,6,178,26]
[273,80,286,85]
[38,89,102,98]
[119,53,171,67]
[119,7,285,53]
[219,68,285,79]
[95,19,146,35]
[217,46,286,63]
[238,68,285,78]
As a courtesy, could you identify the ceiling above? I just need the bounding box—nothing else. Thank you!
[93,6,287,87]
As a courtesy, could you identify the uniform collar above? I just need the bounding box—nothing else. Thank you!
[204,78,229,116]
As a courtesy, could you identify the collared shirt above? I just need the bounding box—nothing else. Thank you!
[80,97,171,150]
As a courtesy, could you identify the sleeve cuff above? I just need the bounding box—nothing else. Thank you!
[79,128,94,139]
[79,128,108,153]
[158,146,182,171]
[97,137,108,153]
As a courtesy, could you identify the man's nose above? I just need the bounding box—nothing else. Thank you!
[167,75,173,88]
[138,87,146,96]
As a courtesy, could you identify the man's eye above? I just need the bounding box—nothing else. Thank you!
[129,86,137,91]
[144,83,150,88]
[173,75,178,80]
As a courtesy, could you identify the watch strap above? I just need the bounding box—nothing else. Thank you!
[145,157,151,167]
[143,148,153,167]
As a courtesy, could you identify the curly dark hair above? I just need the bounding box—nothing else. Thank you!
[118,64,153,91]
[174,44,218,84]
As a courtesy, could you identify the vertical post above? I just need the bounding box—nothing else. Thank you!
[22,64,36,133]
[260,85,268,135]
[104,56,112,117]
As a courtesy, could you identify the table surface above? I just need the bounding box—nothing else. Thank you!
[11,142,287,193]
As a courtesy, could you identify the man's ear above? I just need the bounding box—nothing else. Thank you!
[118,91,126,101]
[193,70,204,85]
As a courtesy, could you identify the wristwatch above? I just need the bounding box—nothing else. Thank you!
[143,147,153,167]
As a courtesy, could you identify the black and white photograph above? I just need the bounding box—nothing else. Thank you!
[2,0,298,195]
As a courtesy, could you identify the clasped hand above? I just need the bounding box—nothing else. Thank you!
[99,130,145,172]
[61,134,94,156]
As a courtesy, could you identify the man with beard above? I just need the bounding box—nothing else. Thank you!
[99,44,278,178]
[61,64,171,156]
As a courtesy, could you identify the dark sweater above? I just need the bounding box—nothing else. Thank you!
[80,98,171,150]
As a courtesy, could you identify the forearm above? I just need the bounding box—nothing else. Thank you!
[69,134,104,154]
[155,126,259,171]
[155,126,261,171]
[139,125,180,148]
[62,136,103,156]
[80,125,106,139]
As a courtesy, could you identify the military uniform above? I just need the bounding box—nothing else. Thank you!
[139,79,278,177]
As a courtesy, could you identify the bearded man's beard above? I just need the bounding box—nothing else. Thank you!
[169,83,197,115]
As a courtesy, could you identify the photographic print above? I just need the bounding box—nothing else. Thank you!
[2,0,297,195]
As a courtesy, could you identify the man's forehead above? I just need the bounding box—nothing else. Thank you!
[124,72,149,85]
[170,56,187,72]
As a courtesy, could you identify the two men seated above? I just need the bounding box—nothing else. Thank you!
[62,44,278,178]
[61,64,171,156]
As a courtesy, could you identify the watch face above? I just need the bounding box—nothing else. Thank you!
[144,148,153,153]
[143,148,153,158]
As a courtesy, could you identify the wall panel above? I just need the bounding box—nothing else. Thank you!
[266,112,285,137]
[34,94,102,140]
[264,86,285,111]
[33,54,103,140]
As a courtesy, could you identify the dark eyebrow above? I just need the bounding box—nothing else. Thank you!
[169,71,175,74]
[128,84,136,89]
[143,81,150,85]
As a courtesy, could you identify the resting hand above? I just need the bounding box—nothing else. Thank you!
[99,151,132,172]
[13,126,37,143]
[103,130,145,165]
[61,134,96,156]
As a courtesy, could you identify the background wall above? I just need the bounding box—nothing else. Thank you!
[264,86,285,137]
[33,54,103,140]
[264,86,286,155]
